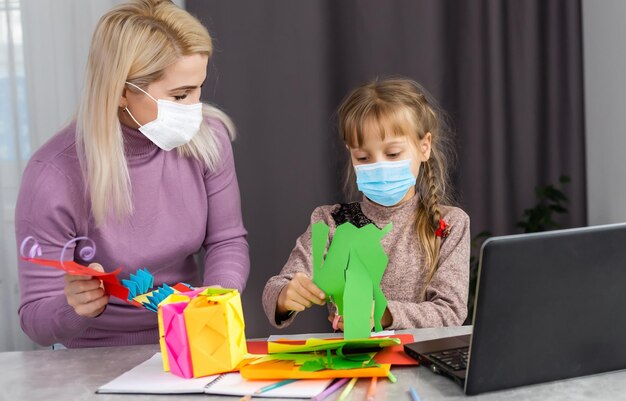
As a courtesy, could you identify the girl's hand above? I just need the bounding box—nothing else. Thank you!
[327,307,393,332]
[326,313,371,332]
[328,313,346,331]
[63,263,109,318]
[276,272,326,317]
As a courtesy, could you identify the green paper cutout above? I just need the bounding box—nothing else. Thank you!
[268,337,401,354]
[265,353,325,365]
[335,346,372,362]
[344,259,373,339]
[300,352,378,372]
[312,221,348,313]
[265,348,380,372]
[265,350,376,369]
[353,224,391,332]
[312,221,392,339]
[265,337,399,374]
[311,222,330,273]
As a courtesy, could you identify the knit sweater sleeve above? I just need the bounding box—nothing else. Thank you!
[201,120,250,293]
[15,159,92,346]
[262,206,335,328]
[386,207,471,329]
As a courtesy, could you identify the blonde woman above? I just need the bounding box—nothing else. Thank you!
[263,78,470,331]
[14,0,249,348]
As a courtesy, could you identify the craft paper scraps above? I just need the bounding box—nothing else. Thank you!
[19,235,195,312]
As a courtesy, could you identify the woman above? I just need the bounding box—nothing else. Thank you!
[14,0,249,348]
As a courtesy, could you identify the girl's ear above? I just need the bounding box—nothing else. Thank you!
[420,132,433,161]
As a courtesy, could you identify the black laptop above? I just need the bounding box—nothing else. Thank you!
[404,223,626,395]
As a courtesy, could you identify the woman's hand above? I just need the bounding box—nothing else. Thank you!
[276,272,326,318]
[63,263,109,318]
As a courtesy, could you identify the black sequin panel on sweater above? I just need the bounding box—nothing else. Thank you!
[331,202,379,229]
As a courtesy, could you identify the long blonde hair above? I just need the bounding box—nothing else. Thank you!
[76,0,234,227]
[337,77,455,286]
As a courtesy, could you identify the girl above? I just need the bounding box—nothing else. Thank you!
[263,78,470,330]
[15,0,249,347]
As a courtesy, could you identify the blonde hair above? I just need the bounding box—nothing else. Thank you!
[337,77,455,287]
[76,0,234,226]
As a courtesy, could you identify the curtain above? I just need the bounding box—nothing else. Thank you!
[186,0,586,337]
[1,0,31,351]
[0,0,176,352]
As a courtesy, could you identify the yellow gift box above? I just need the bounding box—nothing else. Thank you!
[158,287,247,378]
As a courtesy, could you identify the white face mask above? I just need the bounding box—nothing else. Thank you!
[124,82,203,151]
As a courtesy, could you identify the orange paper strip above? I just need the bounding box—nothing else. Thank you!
[240,360,391,380]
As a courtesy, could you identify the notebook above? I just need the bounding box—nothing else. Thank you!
[404,223,626,395]
[97,353,333,398]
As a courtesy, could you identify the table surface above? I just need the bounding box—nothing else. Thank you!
[2,326,626,401]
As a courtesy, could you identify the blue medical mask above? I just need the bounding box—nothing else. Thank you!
[355,159,417,206]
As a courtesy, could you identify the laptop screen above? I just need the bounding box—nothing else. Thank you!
[465,223,626,394]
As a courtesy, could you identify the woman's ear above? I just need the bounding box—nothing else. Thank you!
[119,86,128,109]
[420,132,433,161]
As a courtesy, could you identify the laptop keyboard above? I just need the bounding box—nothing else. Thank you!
[429,347,469,371]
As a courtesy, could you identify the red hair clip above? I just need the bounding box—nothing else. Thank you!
[435,218,450,239]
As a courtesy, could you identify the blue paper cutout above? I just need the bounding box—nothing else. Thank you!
[121,268,155,300]
[144,283,174,312]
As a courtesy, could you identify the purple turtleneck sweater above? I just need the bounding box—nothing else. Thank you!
[14,118,249,348]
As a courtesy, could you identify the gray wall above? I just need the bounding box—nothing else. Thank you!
[583,0,626,225]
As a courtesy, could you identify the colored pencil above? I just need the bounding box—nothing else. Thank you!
[311,378,350,401]
[337,377,358,401]
[408,386,422,401]
[255,379,298,394]
[366,376,378,401]
[238,379,298,401]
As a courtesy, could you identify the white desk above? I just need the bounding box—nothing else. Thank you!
[1,326,625,401]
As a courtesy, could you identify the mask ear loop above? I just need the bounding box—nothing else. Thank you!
[124,106,143,127]
[125,81,157,102]
[123,82,158,128]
